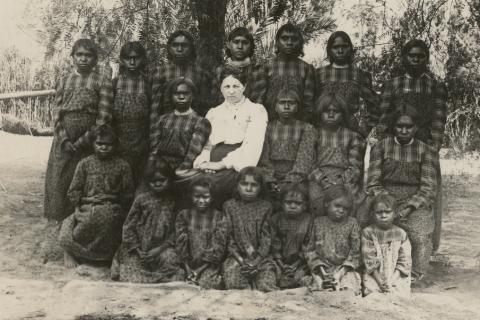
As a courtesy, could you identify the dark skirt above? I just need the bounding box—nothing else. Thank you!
[209,143,241,208]
[44,113,96,221]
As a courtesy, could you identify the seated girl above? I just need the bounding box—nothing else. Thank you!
[271,183,313,289]
[305,185,361,294]
[59,125,134,268]
[258,86,316,205]
[362,194,412,297]
[175,176,227,289]
[308,93,366,216]
[222,167,278,292]
[110,158,183,283]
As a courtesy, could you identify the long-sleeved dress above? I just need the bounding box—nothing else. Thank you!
[362,225,412,296]
[316,64,379,137]
[222,198,278,292]
[110,191,183,283]
[308,126,366,215]
[211,59,267,106]
[376,71,447,252]
[264,56,316,121]
[58,155,134,261]
[367,136,437,275]
[305,216,362,293]
[44,69,113,221]
[175,208,227,289]
[112,72,150,184]
[271,212,313,288]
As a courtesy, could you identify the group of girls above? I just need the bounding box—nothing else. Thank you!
[43,23,445,297]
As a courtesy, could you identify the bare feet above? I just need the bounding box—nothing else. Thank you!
[64,251,79,268]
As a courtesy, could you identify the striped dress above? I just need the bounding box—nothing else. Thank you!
[44,69,113,221]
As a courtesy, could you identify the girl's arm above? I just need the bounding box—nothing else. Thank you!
[395,235,412,278]
[342,220,361,271]
[179,117,212,170]
[302,63,316,121]
[286,123,317,182]
[431,81,448,151]
[256,205,273,262]
[120,162,135,211]
[257,125,276,183]
[121,197,143,253]
[346,131,367,190]
[361,228,381,275]
[174,209,191,263]
[407,145,438,210]
[67,159,87,208]
[366,140,387,196]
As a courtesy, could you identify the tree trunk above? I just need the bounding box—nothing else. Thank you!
[191,0,227,72]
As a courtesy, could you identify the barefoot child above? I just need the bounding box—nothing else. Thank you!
[44,39,113,221]
[309,93,366,215]
[271,184,313,289]
[222,167,278,292]
[305,185,361,294]
[175,176,227,289]
[113,41,150,185]
[59,125,134,268]
[110,158,183,283]
[362,194,412,297]
[258,86,316,205]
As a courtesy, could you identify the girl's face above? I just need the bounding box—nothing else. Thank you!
[277,30,301,56]
[394,115,417,144]
[406,47,428,72]
[172,83,193,112]
[221,75,245,104]
[326,196,351,222]
[275,94,299,120]
[373,202,395,230]
[330,36,351,65]
[94,136,115,159]
[191,185,212,212]
[169,35,192,61]
[321,104,343,127]
[237,174,261,201]
[73,46,96,74]
[149,172,170,194]
[121,50,143,73]
[228,35,251,61]
[282,191,306,217]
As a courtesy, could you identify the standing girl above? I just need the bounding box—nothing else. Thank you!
[113,41,150,185]
[362,194,412,297]
[175,176,227,289]
[309,93,366,215]
[44,39,113,221]
[111,158,183,283]
[222,167,278,292]
[305,185,361,294]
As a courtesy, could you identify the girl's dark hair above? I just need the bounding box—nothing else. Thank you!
[93,124,117,144]
[389,101,420,132]
[71,39,98,62]
[370,193,397,214]
[167,30,196,61]
[402,39,430,64]
[280,183,309,204]
[219,67,247,86]
[275,23,304,57]
[274,85,302,108]
[119,41,147,73]
[314,93,352,128]
[326,31,354,64]
[188,174,214,199]
[323,184,353,208]
[143,157,175,182]
[165,77,197,104]
[226,26,255,58]
[234,166,266,199]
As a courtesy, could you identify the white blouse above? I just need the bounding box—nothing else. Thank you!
[193,98,268,172]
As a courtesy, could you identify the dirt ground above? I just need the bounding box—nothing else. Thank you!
[0,130,480,320]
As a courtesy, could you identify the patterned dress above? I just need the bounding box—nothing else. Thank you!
[44,69,113,221]
[222,198,278,292]
[211,59,267,106]
[264,56,316,120]
[367,136,437,275]
[112,72,150,184]
[316,65,379,137]
[377,71,447,251]
[110,191,183,283]
[58,155,134,261]
[308,127,366,215]
[149,110,211,170]
[271,212,313,288]
[362,225,412,296]
[305,216,362,293]
[150,62,212,119]
[175,208,227,289]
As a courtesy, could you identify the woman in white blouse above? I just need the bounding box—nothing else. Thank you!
[194,69,268,205]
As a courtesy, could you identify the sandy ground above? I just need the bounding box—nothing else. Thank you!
[0,131,480,320]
